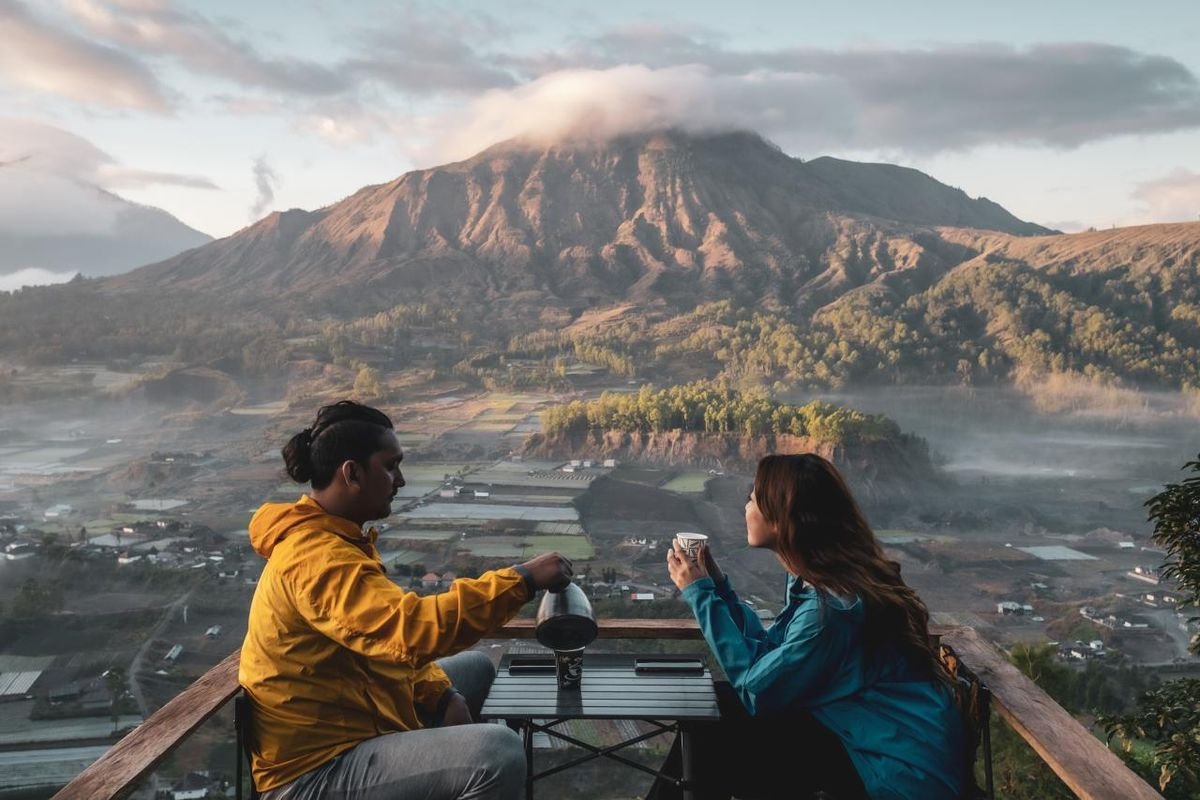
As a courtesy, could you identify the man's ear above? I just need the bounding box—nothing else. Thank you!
[340,460,361,489]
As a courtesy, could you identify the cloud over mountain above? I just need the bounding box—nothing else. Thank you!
[1133,169,1200,224]
[8,1,1199,160]
[437,41,1200,161]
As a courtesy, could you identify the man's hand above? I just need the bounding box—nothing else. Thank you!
[667,540,708,591]
[701,543,725,585]
[520,551,573,592]
[439,691,473,727]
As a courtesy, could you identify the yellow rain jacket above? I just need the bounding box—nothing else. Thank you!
[239,495,533,791]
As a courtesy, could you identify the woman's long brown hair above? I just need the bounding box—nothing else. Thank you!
[754,453,951,684]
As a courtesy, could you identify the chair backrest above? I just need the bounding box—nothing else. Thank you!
[234,692,260,800]
[938,643,994,800]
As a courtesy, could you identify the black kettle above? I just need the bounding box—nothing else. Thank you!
[535,581,598,651]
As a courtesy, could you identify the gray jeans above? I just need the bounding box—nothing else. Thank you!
[261,650,523,800]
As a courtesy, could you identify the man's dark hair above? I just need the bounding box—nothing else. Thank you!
[281,401,394,490]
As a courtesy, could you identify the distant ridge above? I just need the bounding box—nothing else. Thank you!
[110,130,1051,306]
[1,185,211,282]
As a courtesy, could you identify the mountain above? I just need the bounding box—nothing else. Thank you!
[10,130,1199,391]
[113,130,1050,308]
[0,183,211,289]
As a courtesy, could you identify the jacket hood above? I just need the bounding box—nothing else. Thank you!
[249,495,361,559]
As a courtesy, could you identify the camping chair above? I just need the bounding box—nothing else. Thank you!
[234,691,260,800]
[939,643,995,800]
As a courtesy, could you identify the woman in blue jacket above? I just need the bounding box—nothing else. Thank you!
[653,453,963,800]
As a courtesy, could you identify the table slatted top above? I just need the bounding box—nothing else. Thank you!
[481,654,721,722]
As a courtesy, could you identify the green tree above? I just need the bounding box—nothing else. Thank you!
[1100,455,1200,794]
[1144,455,1200,626]
[354,365,384,400]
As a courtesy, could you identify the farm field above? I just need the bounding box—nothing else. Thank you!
[535,522,584,535]
[377,528,461,541]
[400,502,580,522]
[228,401,287,416]
[876,529,959,544]
[660,472,710,493]
[381,549,430,566]
[455,535,594,560]
[608,466,669,485]
[484,493,575,505]
[393,462,476,497]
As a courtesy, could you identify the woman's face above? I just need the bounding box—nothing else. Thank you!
[745,490,777,549]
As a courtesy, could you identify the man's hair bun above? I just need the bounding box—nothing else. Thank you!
[281,428,314,483]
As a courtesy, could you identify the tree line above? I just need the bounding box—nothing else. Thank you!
[540,382,908,445]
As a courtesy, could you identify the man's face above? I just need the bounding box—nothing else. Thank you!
[358,430,405,522]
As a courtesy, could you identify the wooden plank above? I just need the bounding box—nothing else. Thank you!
[938,626,1163,800]
[51,650,241,800]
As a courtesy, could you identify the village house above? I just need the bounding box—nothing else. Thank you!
[4,542,34,561]
[1128,565,1162,584]
[996,601,1034,615]
[168,769,214,800]
[1059,639,1106,661]
[42,504,72,519]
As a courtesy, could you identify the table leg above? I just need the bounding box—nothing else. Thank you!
[522,721,534,800]
[679,725,695,800]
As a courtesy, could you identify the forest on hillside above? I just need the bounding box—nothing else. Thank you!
[2,249,1199,399]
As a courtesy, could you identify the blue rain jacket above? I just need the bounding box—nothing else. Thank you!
[682,574,963,800]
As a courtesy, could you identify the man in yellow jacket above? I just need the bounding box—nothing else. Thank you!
[240,401,572,799]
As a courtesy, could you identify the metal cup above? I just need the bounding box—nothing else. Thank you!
[554,647,584,691]
[535,582,598,651]
[674,532,708,562]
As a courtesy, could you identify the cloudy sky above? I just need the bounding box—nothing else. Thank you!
[2,0,1199,244]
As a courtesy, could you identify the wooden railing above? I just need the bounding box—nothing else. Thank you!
[52,622,1163,800]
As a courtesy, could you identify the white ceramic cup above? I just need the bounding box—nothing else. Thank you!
[675,532,708,562]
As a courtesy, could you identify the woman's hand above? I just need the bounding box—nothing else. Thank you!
[701,543,725,585]
[667,540,709,591]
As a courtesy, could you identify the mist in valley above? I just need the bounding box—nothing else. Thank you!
[808,384,1194,533]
